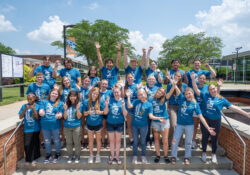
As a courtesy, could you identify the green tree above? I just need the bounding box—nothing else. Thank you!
[51,19,134,68]
[0,42,16,55]
[158,32,223,69]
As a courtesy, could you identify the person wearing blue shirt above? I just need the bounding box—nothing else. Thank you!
[170,81,215,165]
[103,84,127,165]
[166,71,187,145]
[62,91,82,164]
[88,66,100,87]
[127,88,163,164]
[29,56,56,89]
[39,88,63,164]
[124,47,146,85]
[80,76,91,103]
[165,59,185,84]
[80,87,105,164]
[53,58,81,88]
[192,75,250,163]
[145,46,164,87]
[59,76,78,103]
[148,87,171,164]
[95,41,121,90]
[19,93,41,166]
[26,72,51,102]
[185,59,216,88]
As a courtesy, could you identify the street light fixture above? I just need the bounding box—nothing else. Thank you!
[63,25,76,59]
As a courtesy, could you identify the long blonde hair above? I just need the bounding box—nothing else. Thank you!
[88,87,101,111]
[184,87,196,106]
[59,77,72,96]
[153,87,166,105]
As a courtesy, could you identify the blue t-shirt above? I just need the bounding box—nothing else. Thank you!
[101,66,119,89]
[177,94,201,125]
[186,69,211,88]
[63,106,82,128]
[100,90,112,102]
[60,87,78,102]
[34,65,56,88]
[125,66,143,84]
[126,84,138,102]
[146,68,163,87]
[148,98,169,122]
[167,83,187,105]
[131,99,153,127]
[195,84,209,109]
[107,97,125,125]
[169,69,185,83]
[80,87,89,103]
[26,83,51,101]
[147,85,159,99]
[40,100,63,130]
[81,100,105,126]
[19,103,40,133]
[200,92,232,120]
[90,76,100,87]
[58,68,81,88]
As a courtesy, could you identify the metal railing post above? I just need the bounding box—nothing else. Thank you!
[123,120,127,175]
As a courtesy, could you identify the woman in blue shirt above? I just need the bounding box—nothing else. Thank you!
[103,84,127,165]
[88,66,100,88]
[126,89,164,164]
[19,92,40,166]
[191,73,250,163]
[170,80,215,165]
[81,87,105,164]
[63,91,82,163]
[39,88,63,164]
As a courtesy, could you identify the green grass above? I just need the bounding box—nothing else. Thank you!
[0,87,28,106]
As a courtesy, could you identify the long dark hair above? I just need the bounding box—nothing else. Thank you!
[173,71,183,97]
[66,90,80,107]
[124,73,134,91]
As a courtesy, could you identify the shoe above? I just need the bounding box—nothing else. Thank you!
[61,140,66,148]
[115,158,122,165]
[75,156,80,163]
[53,153,60,163]
[151,142,155,149]
[130,140,134,148]
[164,156,171,164]
[44,154,52,164]
[132,156,137,164]
[146,142,150,149]
[211,154,217,164]
[108,157,114,165]
[41,142,45,149]
[96,155,101,163]
[67,156,73,163]
[154,156,160,163]
[192,141,196,149]
[31,160,37,165]
[141,156,148,164]
[201,153,207,162]
[88,155,94,163]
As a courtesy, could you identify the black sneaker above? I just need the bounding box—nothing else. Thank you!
[44,154,52,164]
[53,153,60,163]
[164,156,171,164]
[154,156,160,163]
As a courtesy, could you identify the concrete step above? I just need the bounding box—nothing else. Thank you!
[17,155,233,170]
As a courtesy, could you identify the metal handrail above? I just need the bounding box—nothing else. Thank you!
[123,120,127,175]
[221,112,246,175]
[3,119,24,175]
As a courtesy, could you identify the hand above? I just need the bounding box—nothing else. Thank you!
[87,110,94,115]
[217,79,223,87]
[121,100,125,107]
[145,86,149,93]
[137,82,143,89]
[95,42,101,49]
[184,68,188,76]
[116,42,121,50]
[105,97,110,106]
[63,103,68,110]
[75,84,81,91]
[77,103,80,110]
[158,117,166,123]
[125,89,131,97]
[124,47,128,53]
[95,110,102,115]
[55,112,61,119]
[208,127,216,136]
[156,69,160,73]
[165,68,170,77]
[53,84,59,90]
[172,79,178,85]
[204,62,210,68]
[55,60,60,68]
[191,72,196,80]
[148,46,153,51]
[25,105,30,110]
[34,62,40,68]
[142,48,146,54]
[39,109,45,117]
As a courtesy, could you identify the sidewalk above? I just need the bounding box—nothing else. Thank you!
[0,100,26,121]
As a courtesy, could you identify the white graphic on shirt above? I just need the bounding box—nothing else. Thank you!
[207,98,216,114]
[135,103,144,121]
[46,103,54,119]
[181,101,187,114]
[106,70,112,78]
[26,108,35,126]
[111,103,120,116]
[35,88,41,98]
[67,107,76,122]
[153,101,162,114]
[44,69,51,81]
[66,72,71,81]
[63,89,69,102]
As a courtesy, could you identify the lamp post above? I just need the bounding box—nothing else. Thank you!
[235,47,242,83]
[63,25,76,59]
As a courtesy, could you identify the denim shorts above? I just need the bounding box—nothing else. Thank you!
[85,124,103,132]
[151,119,170,131]
[107,123,124,133]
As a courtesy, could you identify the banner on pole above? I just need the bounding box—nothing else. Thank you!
[66,37,76,55]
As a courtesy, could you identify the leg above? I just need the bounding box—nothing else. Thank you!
[24,132,33,162]
[60,120,65,144]
[114,132,122,159]
[108,132,115,159]
[168,105,178,144]
[161,128,170,157]
[210,119,221,154]
[132,126,139,156]
[153,129,161,156]
[192,117,200,143]
[140,126,148,156]
[184,125,194,158]
[33,131,41,160]
[127,116,133,140]
[200,121,210,153]
[64,127,73,157]
[96,130,102,155]
[42,130,52,155]
[51,129,61,154]
[81,117,86,145]
[101,118,107,146]
[73,126,82,157]
[88,131,94,155]
[171,124,184,158]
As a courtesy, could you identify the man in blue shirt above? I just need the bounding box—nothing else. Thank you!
[165,59,185,84]
[124,47,146,85]
[95,41,121,90]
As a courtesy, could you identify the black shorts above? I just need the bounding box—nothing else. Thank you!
[86,124,103,132]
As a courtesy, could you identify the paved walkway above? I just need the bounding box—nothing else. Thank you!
[0,100,26,121]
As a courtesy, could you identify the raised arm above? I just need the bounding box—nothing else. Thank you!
[63,103,68,119]
[116,42,121,69]
[103,97,110,115]
[174,80,181,96]
[28,63,40,78]
[121,100,128,118]
[145,46,153,69]
[124,47,129,69]
[52,60,60,78]
[30,104,39,120]
[184,68,188,85]
[229,105,250,118]
[19,105,28,119]
[140,48,146,69]
[166,77,176,99]
[205,63,216,78]
[191,72,201,96]
[217,78,223,94]
[76,103,82,119]
[95,42,104,69]
[157,69,163,84]
[125,90,133,109]
[165,68,171,84]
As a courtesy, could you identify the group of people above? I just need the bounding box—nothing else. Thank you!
[20,42,250,167]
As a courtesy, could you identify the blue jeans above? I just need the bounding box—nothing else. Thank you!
[42,129,61,155]
[171,124,194,158]
[132,125,148,156]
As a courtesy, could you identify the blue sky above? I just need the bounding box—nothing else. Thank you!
[0,0,250,61]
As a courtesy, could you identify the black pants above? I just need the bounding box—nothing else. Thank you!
[200,117,221,154]
[24,131,41,162]
[146,119,154,144]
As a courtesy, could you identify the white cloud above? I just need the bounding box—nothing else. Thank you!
[14,49,32,55]
[180,0,250,55]
[27,16,68,43]
[0,4,15,13]
[88,2,99,10]
[0,15,17,32]
[129,31,166,60]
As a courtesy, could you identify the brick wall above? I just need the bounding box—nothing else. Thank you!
[0,125,24,175]
[219,126,250,175]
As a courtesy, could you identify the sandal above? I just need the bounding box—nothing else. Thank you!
[115,158,122,165]
[164,156,171,164]
[184,158,190,165]
[154,156,160,163]
[171,157,176,165]
[108,157,114,165]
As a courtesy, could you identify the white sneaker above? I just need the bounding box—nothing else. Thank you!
[88,155,94,164]
[146,142,150,149]
[132,156,137,164]
[211,154,217,164]
[75,157,80,163]
[141,156,148,164]
[192,141,196,149]
[151,142,155,149]
[96,155,101,163]
[201,153,207,162]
